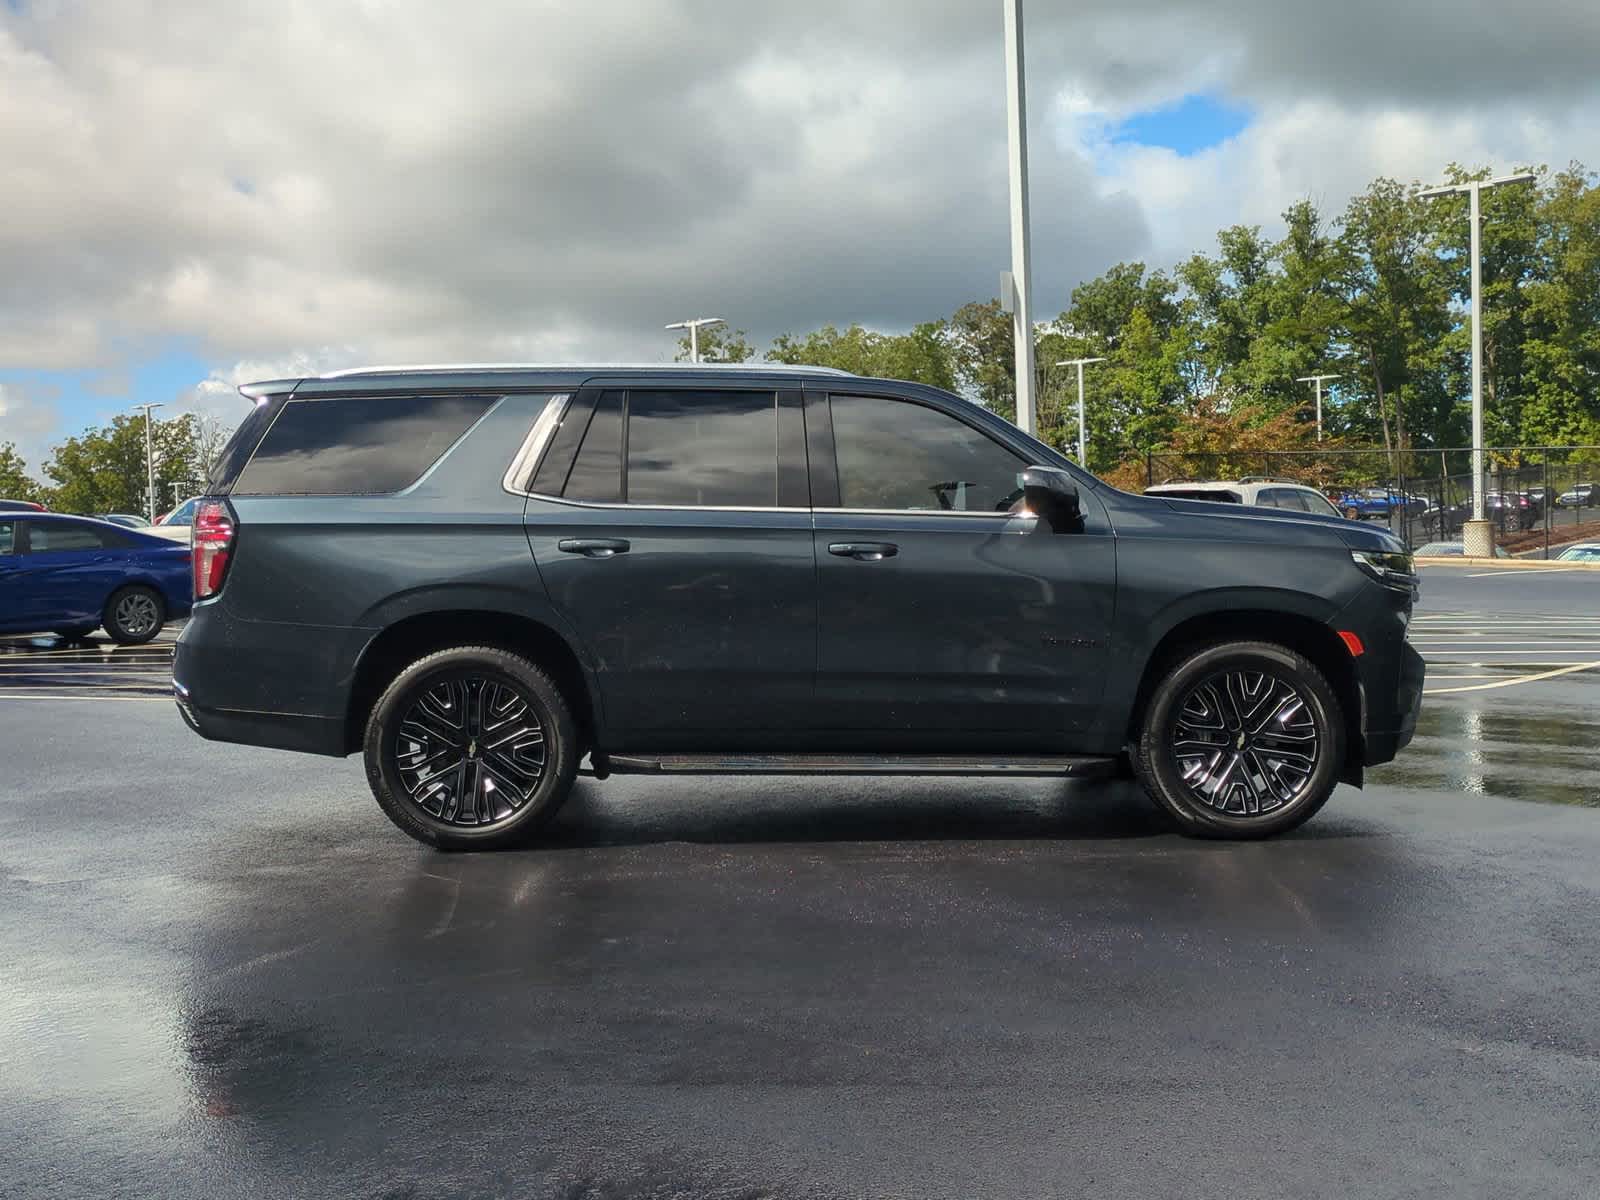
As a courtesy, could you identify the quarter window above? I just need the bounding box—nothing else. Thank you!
[234,394,498,495]
[829,394,1025,512]
[28,523,115,552]
[0,521,13,554]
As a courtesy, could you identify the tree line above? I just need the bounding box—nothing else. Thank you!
[7,163,1595,509]
[0,412,226,515]
[683,163,1600,486]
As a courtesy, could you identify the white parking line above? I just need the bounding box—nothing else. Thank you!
[0,693,171,703]
[1465,569,1595,578]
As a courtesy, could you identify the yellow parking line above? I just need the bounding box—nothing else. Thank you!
[1424,660,1600,695]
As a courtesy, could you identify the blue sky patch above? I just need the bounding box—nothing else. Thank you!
[1111,94,1251,156]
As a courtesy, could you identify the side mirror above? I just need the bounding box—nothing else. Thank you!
[1021,466,1084,533]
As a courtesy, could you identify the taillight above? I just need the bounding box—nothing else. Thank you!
[192,499,235,600]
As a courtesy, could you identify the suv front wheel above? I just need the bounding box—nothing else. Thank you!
[364,646,579,850]
[1135,640,1344,839]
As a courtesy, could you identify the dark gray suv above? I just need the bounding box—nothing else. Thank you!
[174,365,1424,849]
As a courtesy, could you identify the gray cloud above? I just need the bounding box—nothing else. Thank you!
[0,0,1596,385]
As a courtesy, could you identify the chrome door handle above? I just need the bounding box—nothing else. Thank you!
[558,538,630,559]
[828,542,898,562]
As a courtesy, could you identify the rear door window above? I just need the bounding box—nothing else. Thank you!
[626,390,778,508]
[0,520,13,554]
[233,394,498,495]
[562,391,625,503]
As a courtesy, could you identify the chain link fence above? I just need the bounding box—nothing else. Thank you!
[1144,447,1600,557]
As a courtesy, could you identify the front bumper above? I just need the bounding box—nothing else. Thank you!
[1361,641,1424,767]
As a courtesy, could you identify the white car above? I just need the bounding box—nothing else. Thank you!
[1144,478,1346,520]
[1554,543,1600,563]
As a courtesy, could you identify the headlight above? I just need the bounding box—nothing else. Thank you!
[1351,549,1416,590]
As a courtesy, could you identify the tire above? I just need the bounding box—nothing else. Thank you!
[103,585,165,645]
[363,645,579,851]
[1134,640,1345,840]
[1343,506,1361,520]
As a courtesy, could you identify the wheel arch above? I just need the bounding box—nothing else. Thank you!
[344,608,600,756]
[1126,608,1364,786]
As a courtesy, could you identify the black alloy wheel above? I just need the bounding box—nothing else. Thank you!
[1135,640,1344,839]
[1168,670,1319,817]
[395,676,547,827]
[364,646,578,850]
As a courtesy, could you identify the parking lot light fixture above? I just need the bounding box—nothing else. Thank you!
[1418,172,1537,533]
[132,402,164,521]
[1056,358,1107,466]
[1003,0,1038,437]
[1297,374,1340,441]
[664,317,726,364]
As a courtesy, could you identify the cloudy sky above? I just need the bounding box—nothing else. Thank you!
[2,0,1598,476]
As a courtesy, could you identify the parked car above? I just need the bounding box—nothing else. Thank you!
[0,513,192,643]
[174,365,1423,849]
[156,496,203,527]
[1525,486,1552,508]
[1556,483,1598,508]
[1143,478,1346,519]
[1413,541,1513,558]
[1554,543,1600,563]
[1334,488,1426,520]
[0,499,46,512]
[95,513,152,528]
[1484,491,1535,531]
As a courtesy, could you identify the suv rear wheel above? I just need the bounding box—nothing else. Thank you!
[1135,640,1344,839]
[363,646,579,850]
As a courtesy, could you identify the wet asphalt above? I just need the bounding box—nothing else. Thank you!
[2,567,1599,1199]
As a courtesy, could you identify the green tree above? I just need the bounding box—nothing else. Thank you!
[0,442,41,503]
[1520,165,1600,447]
[673,326,755,363]
[42,413,203,516]
[766,321,957,389]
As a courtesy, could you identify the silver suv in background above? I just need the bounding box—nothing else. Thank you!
[1144,478,1345,520]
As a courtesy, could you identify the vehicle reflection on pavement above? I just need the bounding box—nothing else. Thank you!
[0,630,176,699]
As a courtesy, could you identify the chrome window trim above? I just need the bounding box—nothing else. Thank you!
[500,394,574,496]
[516,493,1017,519]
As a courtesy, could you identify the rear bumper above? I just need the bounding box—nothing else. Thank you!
[173,679,346,756]
[172,607,363,758]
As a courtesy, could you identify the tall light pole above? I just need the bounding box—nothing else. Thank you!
[132,402,163,521]
[1056,357,1106,466]
[665,317,726,364]
[1418,172,1535,550]
[1002,0,1038,437]
[1296,374,1340,441]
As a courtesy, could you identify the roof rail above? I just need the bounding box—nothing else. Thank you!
[1238,475,1302,485]
[316,362,856,380]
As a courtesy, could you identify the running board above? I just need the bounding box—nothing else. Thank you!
[589,753,1120,779]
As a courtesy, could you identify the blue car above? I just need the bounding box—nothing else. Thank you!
[0,512,192,644]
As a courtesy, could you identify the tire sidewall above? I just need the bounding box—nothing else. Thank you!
[364,647,577,850]
[104,585,164,645]
[1140,641,1344,839]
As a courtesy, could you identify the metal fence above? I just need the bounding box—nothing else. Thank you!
[1144,447,1600,557]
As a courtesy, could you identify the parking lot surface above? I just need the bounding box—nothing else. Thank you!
[3,567,1599,1199]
